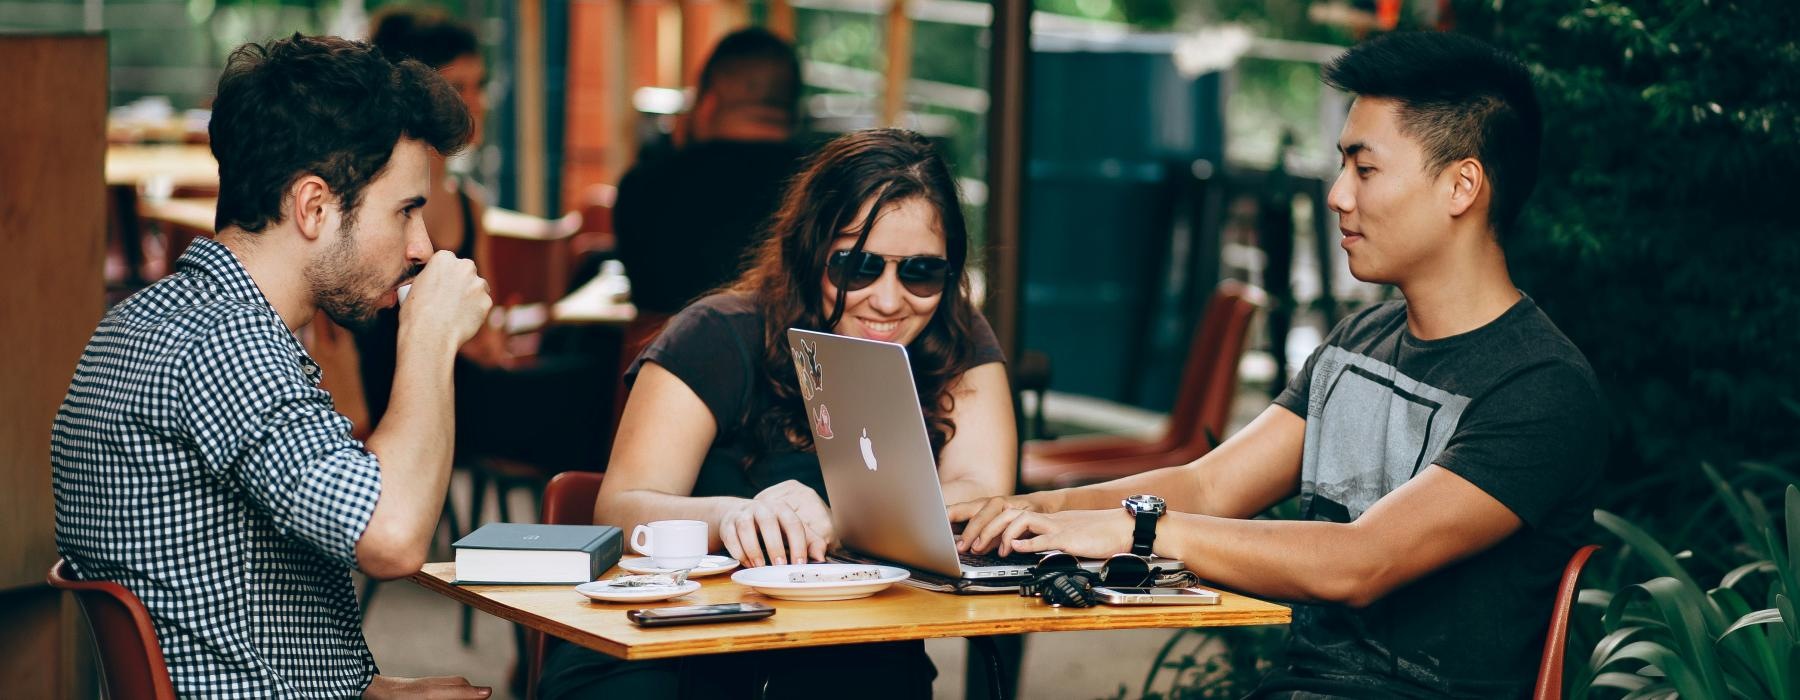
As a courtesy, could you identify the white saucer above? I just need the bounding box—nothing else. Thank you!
[730,564,910,601]
[617,555,740,577]
[575,579,702,603]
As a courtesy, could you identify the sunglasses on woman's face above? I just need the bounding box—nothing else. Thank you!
[827,250,950,298]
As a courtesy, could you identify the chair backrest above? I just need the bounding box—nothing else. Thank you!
[541,471,607,528]
[46,559,178,700]
[527,471,608,699]
[1534,544,1601,700]
[1161,281,1265,452]
[485,234,571,311]
[609,311,674,436]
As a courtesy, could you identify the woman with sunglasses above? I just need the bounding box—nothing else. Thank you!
[539,129,1016,698]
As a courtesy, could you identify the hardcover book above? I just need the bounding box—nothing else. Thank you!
[452,523,623,585]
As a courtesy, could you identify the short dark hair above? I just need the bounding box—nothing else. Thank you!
[1323,31,1541,236]
[209,34,472,233]
[369,6,480,69]
[696,27,802,123]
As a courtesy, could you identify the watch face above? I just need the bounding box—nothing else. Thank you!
[1123,494,1166,516]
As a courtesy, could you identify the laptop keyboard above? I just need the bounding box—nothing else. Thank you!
[958,551,1042,568]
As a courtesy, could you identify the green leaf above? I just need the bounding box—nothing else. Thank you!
[1787,486,1800,602]
[1590,671,1656,691]
[1722,561,1777,590]
[1634,578,1729,696]
[1598,640,1714,700]
[1722,609,1787,639]
[1589,626,1653,677]
[1581,589,1617,609]
[1597,511,1708,595]
[1705,463,1768,559]
[1781,594,1800,644]
[1710,586,1783,698]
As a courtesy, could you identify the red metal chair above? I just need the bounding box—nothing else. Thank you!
[46,558,177,700]
[1534,544,1600,700]
[524,470,608,700]
[1021,281,1264,489]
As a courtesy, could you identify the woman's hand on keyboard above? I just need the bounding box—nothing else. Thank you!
[718,480,834,567]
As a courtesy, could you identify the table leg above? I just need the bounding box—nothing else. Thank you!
[968,635,1017,700]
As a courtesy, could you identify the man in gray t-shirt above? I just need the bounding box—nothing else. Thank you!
[951,32,1605,699]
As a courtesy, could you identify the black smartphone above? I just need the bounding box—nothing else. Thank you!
[626,602,777,627]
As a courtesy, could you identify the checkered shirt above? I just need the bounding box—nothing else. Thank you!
[53,238,384,697]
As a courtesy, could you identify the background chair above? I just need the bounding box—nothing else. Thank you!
[1535,544,1600,700]
[1020,281,1264,489]
[46,559,177,700]
[524,470,607,700]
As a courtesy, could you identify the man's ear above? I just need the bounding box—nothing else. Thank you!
[288,175,336,242]
[687,92,720,143]
[1446,157,1483,219]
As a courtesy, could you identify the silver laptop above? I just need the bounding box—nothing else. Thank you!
[786,328,1181,582]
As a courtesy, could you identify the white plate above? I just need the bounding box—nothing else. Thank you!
[730,564,910,601]
[617,555,740,577]
[575,579,701,603]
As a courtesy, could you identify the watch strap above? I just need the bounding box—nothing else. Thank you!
[1131,511,1156,556]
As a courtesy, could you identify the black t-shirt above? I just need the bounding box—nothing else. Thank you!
[625,293,1007,501]
[1261,295,1606,699]
[613,140,809,315]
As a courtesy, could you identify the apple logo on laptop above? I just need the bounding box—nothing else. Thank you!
[859,429,877,471]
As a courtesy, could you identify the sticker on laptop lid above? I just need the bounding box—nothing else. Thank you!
[791,347,815,400]
[796,338,825,394]
[814,403,834,440]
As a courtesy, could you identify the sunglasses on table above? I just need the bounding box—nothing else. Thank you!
[826,250,950,298]
[1029,552,1160,588]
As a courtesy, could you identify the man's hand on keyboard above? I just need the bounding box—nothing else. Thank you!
[949,494,1052,554]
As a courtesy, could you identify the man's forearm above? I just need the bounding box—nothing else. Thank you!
[1159,513,1377,606]
[1035,462,1208,513]
[360,334,458,573]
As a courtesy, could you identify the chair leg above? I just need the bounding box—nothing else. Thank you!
[442,489,462,551]
[496,478,514,524]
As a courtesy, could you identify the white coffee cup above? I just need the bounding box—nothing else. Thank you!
[631,519,708,570]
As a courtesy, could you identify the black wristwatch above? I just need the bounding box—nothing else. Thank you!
[1122,494,1166,557]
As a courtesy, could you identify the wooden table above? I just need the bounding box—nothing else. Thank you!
[106,144,218,188]
[411,562,1289,661]
[137,196,216,233]
[551,272,636,326]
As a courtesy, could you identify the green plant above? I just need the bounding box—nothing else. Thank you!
[1569,471,1800,699]
[1452,0,1800,518]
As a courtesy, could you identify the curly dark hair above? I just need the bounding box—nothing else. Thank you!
[209,33,472,233]
[730,128,985,458]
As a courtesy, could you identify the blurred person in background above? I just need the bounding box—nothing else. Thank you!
[364,6,612,479]
[613,27,811,317]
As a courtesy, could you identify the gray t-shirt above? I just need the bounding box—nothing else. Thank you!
[1261,295,1606,699]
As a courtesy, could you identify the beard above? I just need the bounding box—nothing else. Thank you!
[306,220,394,333]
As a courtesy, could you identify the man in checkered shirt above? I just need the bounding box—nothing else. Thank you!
[54,34,495,698]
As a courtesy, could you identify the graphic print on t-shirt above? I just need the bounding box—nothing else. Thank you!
[1300,346,1472,523]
